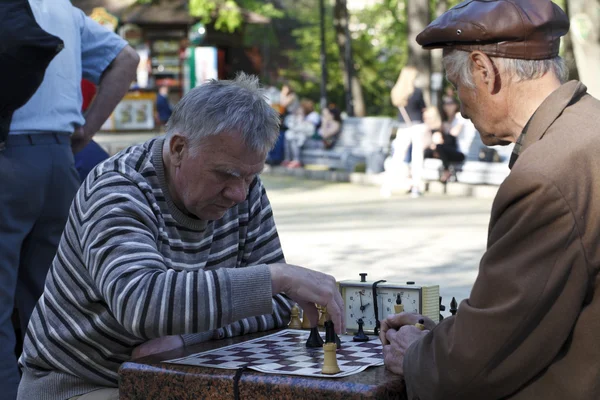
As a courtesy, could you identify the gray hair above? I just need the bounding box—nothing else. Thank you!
[165,72,280,154]
[443,49,569,89]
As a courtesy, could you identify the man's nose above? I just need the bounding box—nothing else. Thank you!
[222,180,248,204]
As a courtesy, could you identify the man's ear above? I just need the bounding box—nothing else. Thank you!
[168,134,187,167]
[469,51,501,94]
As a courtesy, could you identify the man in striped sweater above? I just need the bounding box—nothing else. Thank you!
[17,74,344,400]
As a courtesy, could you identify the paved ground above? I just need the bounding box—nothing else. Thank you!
[261,175,494,316]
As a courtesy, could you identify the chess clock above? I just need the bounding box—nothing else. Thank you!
[338,273,440,334]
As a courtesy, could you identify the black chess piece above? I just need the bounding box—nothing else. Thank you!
[306,327,324,348]
[439,296,446,321]
[324,320,342,349]
[335,331,342,349]
[450,297,458,316]
[353,318,369,342]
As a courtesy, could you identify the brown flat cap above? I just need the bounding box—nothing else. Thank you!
[416,0,569,59]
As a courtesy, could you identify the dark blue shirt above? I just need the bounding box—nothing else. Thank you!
[156,94,172,124]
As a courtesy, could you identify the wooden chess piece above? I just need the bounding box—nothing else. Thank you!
[318,306,328,327]
[353,318,369,342]
[321,342,341,374]
[324,320,342,349]
[414,318,426,331]
[301,307,312,329]
[393,294,404,314]
[288,304,302,329]
[450,297,458,316]
[306,327,324,348]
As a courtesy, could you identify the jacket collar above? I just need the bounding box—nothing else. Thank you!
[509,81,587,169]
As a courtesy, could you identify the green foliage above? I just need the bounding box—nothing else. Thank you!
[279,5,346,111]
[281,0,410,116]
[136,0,282,33]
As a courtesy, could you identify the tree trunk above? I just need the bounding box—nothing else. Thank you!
[430,0,449,107]
[568,0,600,97]
[333,0,366,116]
[406,0,432,105]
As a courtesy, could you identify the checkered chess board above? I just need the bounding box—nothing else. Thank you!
[165,329,384,378]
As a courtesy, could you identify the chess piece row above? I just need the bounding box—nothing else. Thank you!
[288,304,329,330]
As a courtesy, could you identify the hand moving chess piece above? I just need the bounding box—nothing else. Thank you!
[353,318,369,342]
[301,306,312,329]
[321,320,341,374]
[414,318,426,330]
[306,327,324,348]
[288,304,303,329]
[450,297,458,316]
[324,320,342,349]
[393,294,404,314]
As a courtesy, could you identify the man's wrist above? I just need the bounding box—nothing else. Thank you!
[269,263,289,295]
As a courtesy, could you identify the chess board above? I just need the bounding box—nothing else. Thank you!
[165,329,384,378]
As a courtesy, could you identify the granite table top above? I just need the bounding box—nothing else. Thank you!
[119,330,408,400]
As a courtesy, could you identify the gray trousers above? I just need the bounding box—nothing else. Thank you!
[0,133,80,400]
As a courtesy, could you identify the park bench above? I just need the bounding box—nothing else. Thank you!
[422,132,515,185]
[301,116,395,173]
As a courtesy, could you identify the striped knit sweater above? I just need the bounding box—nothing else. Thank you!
[18,137,292,400]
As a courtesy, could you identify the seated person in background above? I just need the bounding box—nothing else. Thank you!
[318,106,342,149]
[424,96,467,182]
[17,74,344,400]
[282,99,320,169]
[304,106,342,150]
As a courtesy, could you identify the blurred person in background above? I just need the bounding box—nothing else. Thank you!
[266,84,299,166]
[73,79,110,182]
[381,107,438,198]
[304,106,342,150]
[425,96,473,182]
[282,99,320,169]
[385,66,430,197]
[156,85,172,127]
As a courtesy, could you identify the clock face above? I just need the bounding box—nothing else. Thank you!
[377,289,421,319]
[344,288,377,331]
[342,285,422,332]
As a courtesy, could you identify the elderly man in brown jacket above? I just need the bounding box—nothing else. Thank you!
[380,1,600,399]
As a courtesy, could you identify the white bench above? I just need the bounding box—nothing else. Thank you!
[301,116,395,173]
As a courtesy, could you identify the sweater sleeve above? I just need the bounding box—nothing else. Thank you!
[78,172,274,340]
[215,177,293,341]
[403,168,589,400]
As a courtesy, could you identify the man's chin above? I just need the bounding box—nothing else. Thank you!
[196,207,229,221]
[480,134,512,147]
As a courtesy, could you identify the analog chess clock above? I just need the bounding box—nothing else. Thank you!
[338,273,440,334]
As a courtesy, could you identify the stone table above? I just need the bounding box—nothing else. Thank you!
[119,330,407,400]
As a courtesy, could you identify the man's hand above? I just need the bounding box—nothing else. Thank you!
[382,325,429,375]
[131,335,184,360]
[71,125,92,155]
[270,263,345,334]
[380,312,436,345]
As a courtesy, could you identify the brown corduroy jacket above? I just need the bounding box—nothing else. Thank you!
[404,81,600,400]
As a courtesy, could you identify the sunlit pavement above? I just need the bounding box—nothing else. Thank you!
[261,175,495,316]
